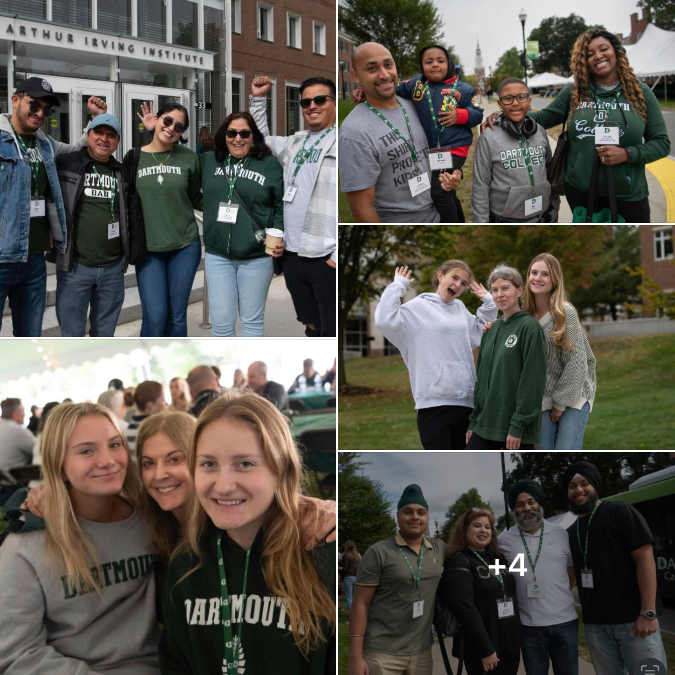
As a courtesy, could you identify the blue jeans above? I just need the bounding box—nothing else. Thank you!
[343,576,356,611]
[522,619,578,675]
[0,253,46,336]
[56,257,125,337]
[136,239,201,337]
[584,622,667,675]
[205,252,274,337]
[539,402,591,450]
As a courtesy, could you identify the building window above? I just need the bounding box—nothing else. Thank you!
[52,0,90,28]
[344,81,351,94]
[286,84,302,135]
[204,5,222,53]
[4,0,45,19]
[258,4,273,42]
[98,0,131,33]
[313,21,326,55]
[339,40,347,52]
[654,228,674,261]
[138,0,165,43]
[173,0,198,48]
[231,0,241,34]
[287,13,301,49]
[344,315,368,357]
[341,60,350,72]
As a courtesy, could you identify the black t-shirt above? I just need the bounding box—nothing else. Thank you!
[567,500,663,624]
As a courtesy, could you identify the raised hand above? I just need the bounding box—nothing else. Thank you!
[86,96,107,117]
[394,266,414,282]
[252,76,272,97]
[136,101,156,132]
[470,280,488,299]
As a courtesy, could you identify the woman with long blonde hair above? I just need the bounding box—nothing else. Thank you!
[0,402,161,674]
[168,376,192,412]
[159,389,335,674]
[522,252,596,450]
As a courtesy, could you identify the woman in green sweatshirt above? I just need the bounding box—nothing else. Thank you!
[485,29,670,222]
[201,112,285,337]
[466,265,547,450]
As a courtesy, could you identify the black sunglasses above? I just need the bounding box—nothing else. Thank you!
[226,129,252,139]
[161,116,186,135]
[27,99,54,118]
[300,95,335,108]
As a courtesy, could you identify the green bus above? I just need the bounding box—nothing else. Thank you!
[604,464,675,601]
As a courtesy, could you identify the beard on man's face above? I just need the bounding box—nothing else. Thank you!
[515,505,544,531]
[567,489,599,515]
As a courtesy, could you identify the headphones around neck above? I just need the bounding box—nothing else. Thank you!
[498,113,538,139]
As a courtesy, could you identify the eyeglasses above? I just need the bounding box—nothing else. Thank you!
[300,95,335,108]
[226,129,252,139]
[27,100,54,118]
[498,94,530,105]
[161,116,186,135]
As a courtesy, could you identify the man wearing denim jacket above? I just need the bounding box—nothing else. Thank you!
[249,76,336,337]
[0,77,107,336]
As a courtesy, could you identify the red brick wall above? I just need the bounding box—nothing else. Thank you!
[233,0,335,134]
[337,33,356,98]
[640,225,675,290]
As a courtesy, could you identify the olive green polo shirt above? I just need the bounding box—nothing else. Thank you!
[356,532,445,655]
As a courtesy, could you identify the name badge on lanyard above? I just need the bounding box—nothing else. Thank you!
[524,195,543,216]
[30,197,45,218]
[218,203,239,223]
[283,186,298,202]
[429,149,453,171]
[595,126,619,145]
[527,583,544,598]
[581,569,594,588]
[108,221,120,240]
[497,597,515,619]
[412,599,424,618]
[408,171,431,197]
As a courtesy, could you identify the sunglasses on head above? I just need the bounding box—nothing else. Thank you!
[161,116,185,135]
[300,95,335,108]
[226,129,252,139]
[26,99,54,118]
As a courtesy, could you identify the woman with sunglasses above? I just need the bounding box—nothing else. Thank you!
[199,111,284,336]
[123,103,202,337]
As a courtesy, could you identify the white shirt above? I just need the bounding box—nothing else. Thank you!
[498,518,577,627]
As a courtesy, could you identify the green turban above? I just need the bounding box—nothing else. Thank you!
[397,484,428,511]
[508,479,545,511]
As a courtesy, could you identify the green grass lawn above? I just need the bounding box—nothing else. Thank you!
[339,333,675,450]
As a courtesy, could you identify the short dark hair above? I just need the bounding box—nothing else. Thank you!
[134,381,164,412]
[214,111,271,163]
[300,77,336,99]
[498,78,529,96]
[156,103,190,134]
[1,398,22,419]
[108,378,124,391]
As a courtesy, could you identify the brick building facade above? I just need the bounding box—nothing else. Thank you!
[338,29,357,98]
[618,8,650,45]
[641,225,674,292]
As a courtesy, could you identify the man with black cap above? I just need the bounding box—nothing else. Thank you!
[348,484,444,675]
[499,479,578,675]
[562,461,666,675]
[0,78,107,336]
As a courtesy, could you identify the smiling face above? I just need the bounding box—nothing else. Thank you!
[353,43,399,103]
[226,118,253,159]
[12,94,53,134]
[157,109,186,145]
[422,47,448,83]
[140,431,191,515]
[437,267,470,303]
[397,504,428,539]
[62,415,128,498]
[498,82,531,124]
[194,418,276,538]
[466,515,492,550]
[567,476,599,515]
[587,36,617,81]
[300,84,336,131]
[528,260,553,296]
[87,126,119,162]
[514,493,544,532]
[491,278,522,316]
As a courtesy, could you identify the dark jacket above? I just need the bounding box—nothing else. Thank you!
[47,147,129,273]
[121,147,148,265]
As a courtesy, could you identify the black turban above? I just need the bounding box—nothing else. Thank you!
[561,461,602,495]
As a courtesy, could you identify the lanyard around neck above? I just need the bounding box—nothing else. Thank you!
[516,135,536,197]
[469,547,506,599]
[424,78,458,149]
[518,520,544,581]
[364,100,420,172]
[576,500,600,569]
[91,163,116,218]
[396,541,425,596]
[11,123,40,194]
[292,125,334,181]
[224,154,249,203]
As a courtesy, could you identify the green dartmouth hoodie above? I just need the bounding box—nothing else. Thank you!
[201,151,285,260]
[530,82,670,201]
[468,311,547,444]
[159,526,335,675]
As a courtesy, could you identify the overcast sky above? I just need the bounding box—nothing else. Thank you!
[434,0,645,77]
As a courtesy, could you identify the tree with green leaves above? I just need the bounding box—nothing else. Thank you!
[492,47,526,91]
[638,0,675,30]
[340,0,444,79]
[442,487,491,539]
[626,264,675,319]
[528,14,605,75]
[338,452,397,553]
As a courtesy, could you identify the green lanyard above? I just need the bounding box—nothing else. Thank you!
[516,135,536,197]
[424,78,458,149]
[364,101,420,172]
[217,532,252,675]
[576,501,600,570]
[224,155,249,203]
[11,123,41,196]
[518,521,544,582]
[396,542,425,597]
[91,164,116,220]
[292,125,334,182]
[470,547,507,599]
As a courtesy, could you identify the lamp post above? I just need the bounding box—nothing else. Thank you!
[339,60,346,101]
[519,9,528,87]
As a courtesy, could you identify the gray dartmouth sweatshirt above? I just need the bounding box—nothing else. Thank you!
[471,119,552,222]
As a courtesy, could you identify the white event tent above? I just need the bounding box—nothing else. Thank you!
[624,23,675,77]
[527,72,573,88]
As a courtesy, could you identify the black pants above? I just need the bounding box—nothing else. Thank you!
[431,170,459,222]
[564,180,651,222]
[416,405,472,449]
[466,432,534,450]
[464,649,520,675]
[282,251,336,337]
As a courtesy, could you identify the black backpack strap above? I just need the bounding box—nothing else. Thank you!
[586,157,601,222]
[605,165,619,223]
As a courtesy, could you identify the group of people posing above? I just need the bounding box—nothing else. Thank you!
[375,252,597,450]
[348,463,667,675]
[0,74,336,337]
[340,28,670,223]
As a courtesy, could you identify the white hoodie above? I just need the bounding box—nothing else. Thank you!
[374,276,498,409]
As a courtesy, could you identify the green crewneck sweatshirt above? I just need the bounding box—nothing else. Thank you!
[468,311,547,444]
[200,151,284,260]
[159,526,335,675]
[529,82,670,201]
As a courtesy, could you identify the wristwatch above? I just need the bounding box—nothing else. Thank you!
[625,147,633,162]
[640,609,657,620]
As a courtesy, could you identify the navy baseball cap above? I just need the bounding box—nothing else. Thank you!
[88,113,121,137]
[15,77,60,107]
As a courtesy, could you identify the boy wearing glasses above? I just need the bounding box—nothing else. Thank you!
[471,78,554,223]
[0,77,107,336]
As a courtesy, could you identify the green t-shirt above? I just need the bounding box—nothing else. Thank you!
[19,134,51,255]
[136,145,202,252]
[73,160,123,267]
